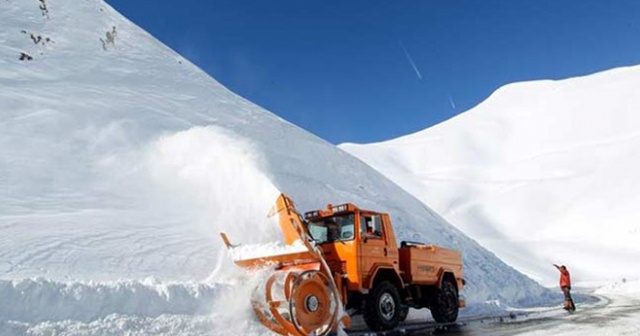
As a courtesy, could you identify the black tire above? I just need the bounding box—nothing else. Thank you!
[430,279,459,323]
[363,281,402,331]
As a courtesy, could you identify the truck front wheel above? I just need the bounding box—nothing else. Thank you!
[363,281,401,331]
[430,279,459,323]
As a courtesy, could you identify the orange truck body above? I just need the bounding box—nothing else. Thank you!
[303,201,465,330]
[399,244,463,287]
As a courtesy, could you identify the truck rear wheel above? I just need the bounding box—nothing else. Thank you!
[363,281,401,331]
[430,279,459,323]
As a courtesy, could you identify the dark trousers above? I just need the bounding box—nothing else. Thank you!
[562,286,575,310]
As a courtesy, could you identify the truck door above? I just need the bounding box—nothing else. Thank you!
[359,213,389,285]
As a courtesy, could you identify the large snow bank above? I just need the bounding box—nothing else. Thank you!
[0,278,224,323]
[0,276,276,336]
[341,66,640,287]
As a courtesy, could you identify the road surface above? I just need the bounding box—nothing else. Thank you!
[347,290,640,335]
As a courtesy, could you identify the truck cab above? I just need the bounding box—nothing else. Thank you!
[304,202,465,331]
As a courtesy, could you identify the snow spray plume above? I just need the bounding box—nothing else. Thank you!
[147,126,281,280]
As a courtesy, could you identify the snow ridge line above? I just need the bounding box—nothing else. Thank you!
[0,278,227,323]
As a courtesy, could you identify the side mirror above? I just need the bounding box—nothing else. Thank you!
[343,231,353,239]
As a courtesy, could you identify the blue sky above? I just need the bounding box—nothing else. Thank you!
[106,0,640,144]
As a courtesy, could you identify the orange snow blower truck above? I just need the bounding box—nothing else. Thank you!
[220,194,465,335]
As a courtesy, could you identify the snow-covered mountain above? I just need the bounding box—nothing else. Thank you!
[341,66,640,287]
[1,0,555,334]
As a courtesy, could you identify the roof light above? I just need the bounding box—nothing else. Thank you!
[333,204,347,213]
[304,210,320,219]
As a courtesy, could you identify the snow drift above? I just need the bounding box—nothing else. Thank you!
[0,278,223,323]
[341,66,640,286]
[1,0,555,334]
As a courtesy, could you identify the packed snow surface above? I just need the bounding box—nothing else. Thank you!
[341,66,640,287]
[517,280,640,336]
[0,0,565,334]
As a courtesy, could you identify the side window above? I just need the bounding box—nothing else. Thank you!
[360,214,383,239]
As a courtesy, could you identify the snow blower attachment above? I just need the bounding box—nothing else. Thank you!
[220,194,347,336]
[221,193,465,335]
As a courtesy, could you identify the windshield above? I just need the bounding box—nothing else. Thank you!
[307,214,355,244]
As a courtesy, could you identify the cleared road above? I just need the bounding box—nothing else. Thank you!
[347,290,640,335]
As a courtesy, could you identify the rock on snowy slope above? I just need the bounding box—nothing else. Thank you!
[341,66,640,286]
[0,0,554,334]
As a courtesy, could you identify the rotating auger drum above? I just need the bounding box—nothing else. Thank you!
[220,194,349,336]
[252,268,340,335]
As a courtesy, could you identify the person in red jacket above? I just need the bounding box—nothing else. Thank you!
[553,264,575,311]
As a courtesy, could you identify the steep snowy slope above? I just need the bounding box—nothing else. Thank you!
[341,66,640,286]
[1,0,554,334]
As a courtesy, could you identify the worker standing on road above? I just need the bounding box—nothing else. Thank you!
[553,264,575,311]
